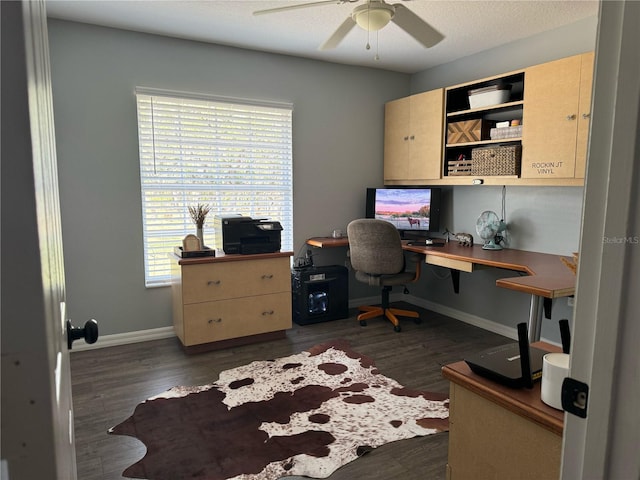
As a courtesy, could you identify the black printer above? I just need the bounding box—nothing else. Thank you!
[214,214,282,255]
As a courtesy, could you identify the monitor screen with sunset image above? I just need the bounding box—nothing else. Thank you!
[366,187,441,235]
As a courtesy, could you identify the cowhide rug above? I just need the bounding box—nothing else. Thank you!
[109,339,449,480]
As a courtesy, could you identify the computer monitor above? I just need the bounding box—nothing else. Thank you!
[365,187,441,238]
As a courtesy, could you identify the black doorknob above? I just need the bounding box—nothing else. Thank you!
[67,319,99,350]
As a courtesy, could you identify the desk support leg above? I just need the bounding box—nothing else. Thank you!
[528,295,543,342]
[450,269,460,294]
[543,298,552,319]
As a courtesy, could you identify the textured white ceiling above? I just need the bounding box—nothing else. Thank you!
[46,0,599,74]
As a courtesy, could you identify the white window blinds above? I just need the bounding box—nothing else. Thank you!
[136,88,293,287]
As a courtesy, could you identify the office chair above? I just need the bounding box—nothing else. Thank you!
[347,219,422,332]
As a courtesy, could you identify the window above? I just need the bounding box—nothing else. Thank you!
[136,88,293,287]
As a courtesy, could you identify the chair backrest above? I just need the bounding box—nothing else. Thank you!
[347,219,405,275]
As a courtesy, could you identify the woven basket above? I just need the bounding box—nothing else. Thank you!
[471,145,521,176]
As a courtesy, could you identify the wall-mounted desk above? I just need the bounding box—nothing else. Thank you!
[442,341,564,479]
[306,237,576,341]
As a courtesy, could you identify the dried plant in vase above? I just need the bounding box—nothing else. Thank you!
[188,203,210,247]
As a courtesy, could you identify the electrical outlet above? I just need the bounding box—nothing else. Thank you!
[567,296,575,307]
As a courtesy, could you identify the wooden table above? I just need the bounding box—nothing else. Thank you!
[442,342,564,479]
[307,237,575,341]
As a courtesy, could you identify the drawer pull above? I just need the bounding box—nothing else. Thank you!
[261,274,274,279]
[207,318,222,324]
[207,280,221,286]
[262,310,275,316]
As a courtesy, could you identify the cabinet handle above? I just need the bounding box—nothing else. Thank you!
[566,114,577,120]
[582,112,591,119]
[207,318,222,324]
[207,280,221,286]
[261,274,274,279]
[403,136,409,141]
[262,310,274,316]
[409,135,415,140]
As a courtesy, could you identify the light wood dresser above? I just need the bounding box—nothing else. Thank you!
[170,251,293,353]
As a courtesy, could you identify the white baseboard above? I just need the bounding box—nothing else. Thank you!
[70,326,175,352]
[352,293,560,346]
[403,294,519,340]
[350,293,518,340]
[72,296,558,352]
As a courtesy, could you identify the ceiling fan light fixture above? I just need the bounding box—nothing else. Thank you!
[353,3,394,31]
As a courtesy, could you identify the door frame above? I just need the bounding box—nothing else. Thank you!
[561,0,640,477]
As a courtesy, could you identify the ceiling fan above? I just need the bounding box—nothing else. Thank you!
[253,0,444,51]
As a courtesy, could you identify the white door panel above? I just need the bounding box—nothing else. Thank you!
[1,1,98,478]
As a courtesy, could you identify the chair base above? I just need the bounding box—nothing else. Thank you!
[357,305,420,332]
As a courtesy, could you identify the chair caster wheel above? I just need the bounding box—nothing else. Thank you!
[359,320,367,327]
[394,325,401,332]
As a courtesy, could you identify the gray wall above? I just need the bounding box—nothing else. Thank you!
[411,16,598,93]
[48,19,408,336]
[48,15,597,342]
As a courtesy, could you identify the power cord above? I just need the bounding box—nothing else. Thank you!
[293,241,314,269]
[495,185,508,246]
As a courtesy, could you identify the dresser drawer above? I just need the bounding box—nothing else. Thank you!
[181,257,290,304]
[182,292,292,345]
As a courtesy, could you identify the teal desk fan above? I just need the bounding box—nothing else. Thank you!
[476,210,507,250]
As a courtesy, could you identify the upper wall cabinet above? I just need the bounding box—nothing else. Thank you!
[521,52,595,180]
[383,52,594,187]
[384,89,444,183]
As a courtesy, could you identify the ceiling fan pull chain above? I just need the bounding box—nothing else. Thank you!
[375,31,380,61]
[365,2,371,50]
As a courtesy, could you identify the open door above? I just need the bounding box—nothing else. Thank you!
[1,1,97,478]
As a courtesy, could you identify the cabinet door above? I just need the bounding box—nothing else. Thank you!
[447,383,561,479]
[384,96,411,180]
[574,52,595,179]
[384,89,443,182]
[410,89,444,180]
[521,54,583,178]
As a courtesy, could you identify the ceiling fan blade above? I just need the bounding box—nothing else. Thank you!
[391,4,444,48]
[253,0,347,16]
[319,16,357,50]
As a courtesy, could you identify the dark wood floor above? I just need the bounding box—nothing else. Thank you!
[71,303,509,480]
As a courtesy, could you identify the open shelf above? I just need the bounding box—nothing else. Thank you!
[446,137,522,148]
[447,100,524,118]
[444,70,525,179]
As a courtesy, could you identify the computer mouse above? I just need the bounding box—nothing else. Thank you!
[425,239,434,245]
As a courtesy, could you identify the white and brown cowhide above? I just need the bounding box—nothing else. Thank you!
[109,339,449,480]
